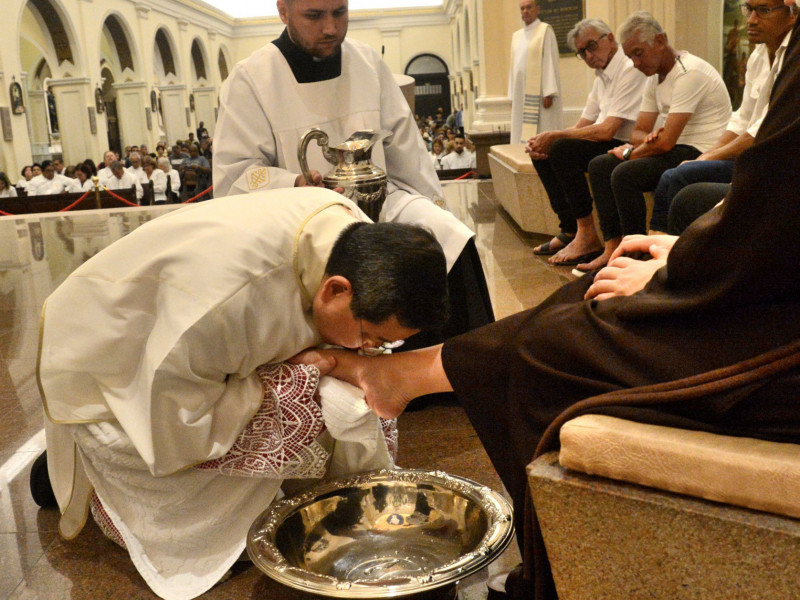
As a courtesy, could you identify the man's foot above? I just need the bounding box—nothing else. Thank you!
[576,247,615,272]
[549,234,603,265]
[533,233,573,256]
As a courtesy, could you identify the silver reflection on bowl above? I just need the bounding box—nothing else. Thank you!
[247,468,514,598]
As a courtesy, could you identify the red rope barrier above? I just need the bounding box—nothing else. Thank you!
[180,185,214,204]
[0,189,92,217]
[453,170,476,181]
[0,184,214,218]
[58,189,92,212]
[101,187,140,207]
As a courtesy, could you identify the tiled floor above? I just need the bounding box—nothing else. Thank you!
[0,180,576,599]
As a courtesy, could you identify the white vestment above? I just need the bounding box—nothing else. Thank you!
[508,19,563,143]
[213,37,473,272]
[38,188,393,600]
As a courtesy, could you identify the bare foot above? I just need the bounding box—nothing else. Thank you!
[576,247,615,272]
[356,357,417,419]
[549,234,603,264]
[533,233,572,255]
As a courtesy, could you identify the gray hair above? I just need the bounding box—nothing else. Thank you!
[157,157,171,169]
[617,11,667,46]
[129,151,142,162]
[566,19,612,52]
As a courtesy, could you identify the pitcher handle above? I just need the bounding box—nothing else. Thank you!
[297,128,329,186]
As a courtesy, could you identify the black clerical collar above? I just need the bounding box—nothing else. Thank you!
[272,29,342,83]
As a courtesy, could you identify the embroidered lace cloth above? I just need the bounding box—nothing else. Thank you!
[195,363,329,479]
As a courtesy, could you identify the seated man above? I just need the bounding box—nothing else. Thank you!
[36,187,449,599]
[650,1,794,232]
[292,10,800,598]
[96,150,117,180]
[26,160,80,195]
[527,18,647,265]
[440,133,477,170]
[582,11,731,272]
[125,151,148,186]
[100,160,143,202]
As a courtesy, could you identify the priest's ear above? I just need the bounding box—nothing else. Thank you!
[317,275,354,306]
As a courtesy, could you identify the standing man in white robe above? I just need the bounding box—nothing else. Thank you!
[36,187,450,600]
[508,0,563,143]
[213,0,494,352]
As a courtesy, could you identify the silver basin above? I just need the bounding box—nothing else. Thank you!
[247,469,514,598]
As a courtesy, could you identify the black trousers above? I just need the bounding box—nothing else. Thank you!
[531,138,620,235]
[667,182,730,235]
[588,145,701,240]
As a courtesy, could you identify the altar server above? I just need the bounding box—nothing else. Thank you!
[213,0,494,346]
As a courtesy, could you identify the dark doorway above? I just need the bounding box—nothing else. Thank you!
[405,54,450,122]
[105,99,121,156]
[100,69,120,155]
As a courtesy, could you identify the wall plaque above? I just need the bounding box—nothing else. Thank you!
[539,0,585,55]
[88,106,97,134]
[0,107,11,140]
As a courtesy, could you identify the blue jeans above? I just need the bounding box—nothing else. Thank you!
[650,159,734,232]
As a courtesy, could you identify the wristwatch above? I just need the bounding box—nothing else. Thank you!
[622,146,634,160]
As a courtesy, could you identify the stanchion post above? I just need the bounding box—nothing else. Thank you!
[92,176,101,209]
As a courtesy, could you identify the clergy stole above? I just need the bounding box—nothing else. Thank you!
[521,23,551,140]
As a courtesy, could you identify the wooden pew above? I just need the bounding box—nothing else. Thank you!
[0,187,139,215]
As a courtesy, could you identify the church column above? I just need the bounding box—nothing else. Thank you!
[113,81,148,150]
[159,83,189,145]
[193,87,217,134]
[27,90,50,162]
[47,77,100,164]
[379,27,403,73]
[470,0,516,133]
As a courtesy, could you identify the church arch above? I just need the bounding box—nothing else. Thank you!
[100,13,138,78]
[190,38,209,83]
[218,45,232,83]
[154,27,180,83]
[405,53,450,121]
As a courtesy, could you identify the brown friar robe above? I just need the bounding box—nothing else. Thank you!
[442,18,800,600]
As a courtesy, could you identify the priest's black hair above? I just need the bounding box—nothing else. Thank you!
[325,221,449,331]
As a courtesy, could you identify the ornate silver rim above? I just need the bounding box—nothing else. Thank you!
[247,468,515,598]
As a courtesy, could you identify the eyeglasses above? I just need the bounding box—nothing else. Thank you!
[740,2,790,18]
[359,319,404,356]
[575,33,608,60]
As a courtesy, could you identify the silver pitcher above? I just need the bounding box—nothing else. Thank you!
[298,128,393,221]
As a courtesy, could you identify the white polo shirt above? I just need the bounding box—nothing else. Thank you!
[639,51,732,153]
[581,47,648,142]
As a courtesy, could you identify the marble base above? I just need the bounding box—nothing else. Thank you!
[467,130,510,178]
[528,452,800,600]
[488,149,559,235]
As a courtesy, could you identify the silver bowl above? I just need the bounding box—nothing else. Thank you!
[247,468,514,598]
